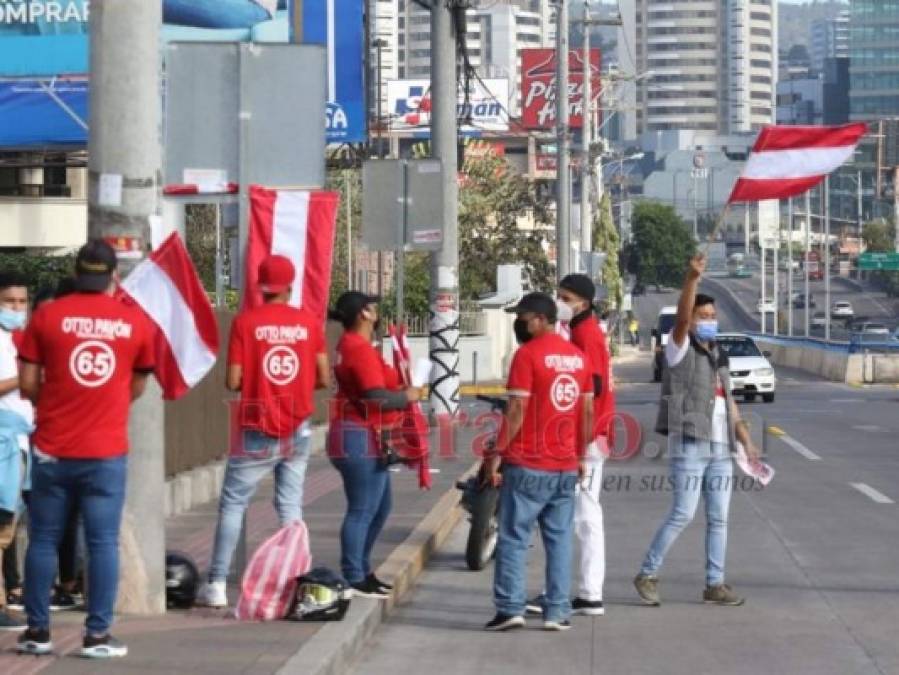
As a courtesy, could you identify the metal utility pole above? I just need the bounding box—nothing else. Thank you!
[429,1,460,418]
[88,0,165,614]
[805,190,811,338]
[787,197,793,336]
[825,175,832,343]
[773,204,779,336]
[894,167,899,252]
[579,0,592,267]
[556,0,571,280]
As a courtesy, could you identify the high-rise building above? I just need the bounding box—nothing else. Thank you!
[849,1,899,121]
[371,0,400,122]
[397,0,554,112]
[809,10,849,75]
[634,0,776,135]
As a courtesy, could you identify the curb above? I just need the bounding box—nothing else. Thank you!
[279,461,478,675]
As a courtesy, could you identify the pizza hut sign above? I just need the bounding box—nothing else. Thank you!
[521,48,602,130]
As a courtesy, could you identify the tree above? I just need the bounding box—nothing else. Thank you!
[861,219,899,297]
[325,168,362,308]
[626,201,696,289]
[458,154,554,299]
[593,192,622,308]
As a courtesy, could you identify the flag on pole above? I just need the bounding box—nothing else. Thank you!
[243,186,339,322]
[728,123,868,203]
[121,232,219,400]
[388,324,432,490]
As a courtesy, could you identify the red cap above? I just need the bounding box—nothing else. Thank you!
[258,255,295,294]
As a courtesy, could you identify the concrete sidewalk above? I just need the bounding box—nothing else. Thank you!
[0,446,474,674]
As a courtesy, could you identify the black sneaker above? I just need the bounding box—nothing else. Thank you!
[350,578,390,599]
[17,627,53,655]
[525,595,543,616]
[0,610,26,632]
[484,613,525,632]
[572,597,605,616]
[50,588,78,611]
[6,591,24,612]
[81,634,128,659]
[366,573,393,591]
[543,618,572,631]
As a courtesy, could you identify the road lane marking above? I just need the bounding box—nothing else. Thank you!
[767,425,785,436]
[851,425,888,433]
[850,483,895,504]
[830,398,862,404]
[779,433,822,461]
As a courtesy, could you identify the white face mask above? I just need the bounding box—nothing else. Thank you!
[555,300,574,324]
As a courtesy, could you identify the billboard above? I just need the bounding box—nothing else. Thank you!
[521,48,601,130]
[0,0,366,146]
[387,78,509,133]
[0,76,87,147]
[298,0,366,143]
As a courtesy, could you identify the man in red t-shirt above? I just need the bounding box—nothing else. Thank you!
[199,255,329,609]
[557,273,616,616]
[16,240,155,659]
[483,292,593,633]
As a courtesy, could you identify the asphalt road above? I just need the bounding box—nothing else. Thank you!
[349,350,899,675]
[711,267,898,339]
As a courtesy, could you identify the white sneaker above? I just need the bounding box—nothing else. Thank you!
[198,580,227,608]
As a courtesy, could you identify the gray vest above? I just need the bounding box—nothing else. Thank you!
[655,334,736,447]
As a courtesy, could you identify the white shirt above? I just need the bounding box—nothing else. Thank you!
[665,335,728,443]
[0,329,33,450]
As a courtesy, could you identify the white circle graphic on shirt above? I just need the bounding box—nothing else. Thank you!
[69,340,116,388]
[550,373,579,412]
[263,346,299,386]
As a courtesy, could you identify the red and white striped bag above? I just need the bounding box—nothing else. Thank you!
[234,521,312,621]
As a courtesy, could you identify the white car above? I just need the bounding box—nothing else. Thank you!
[852,322,891,337]
[717,333,777,403]
[832,301,854,318]
[756,298,776,314]
[811,311,827,329]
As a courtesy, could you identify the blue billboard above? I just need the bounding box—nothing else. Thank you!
[0,77,87,147]
[297,0,367,143]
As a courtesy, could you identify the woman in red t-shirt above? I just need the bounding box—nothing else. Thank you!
[327,292,422,598]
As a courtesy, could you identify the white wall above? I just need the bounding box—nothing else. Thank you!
[0,198,86,247]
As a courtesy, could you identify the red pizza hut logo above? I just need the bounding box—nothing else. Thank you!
[521,48,602,130]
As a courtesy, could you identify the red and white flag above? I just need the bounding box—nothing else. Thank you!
[121,232,220,400]
[243,186,339,322]
[728,123,868,203]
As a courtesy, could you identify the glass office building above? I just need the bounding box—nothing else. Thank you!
[849,0,899,119]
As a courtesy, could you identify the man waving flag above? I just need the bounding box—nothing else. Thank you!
[728,123,868,203]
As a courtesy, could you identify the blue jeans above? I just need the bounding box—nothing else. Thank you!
[24,455,126,635]
[329,421,391,584]
[208,424,311,582]
[640,437,734,586]
[493,464,577,622]
[163,0,282,29]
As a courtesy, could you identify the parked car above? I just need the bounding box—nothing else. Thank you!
[756,298,776,314]
[716,333,777,403]
[811,311,827,329]
[831,301,854,318]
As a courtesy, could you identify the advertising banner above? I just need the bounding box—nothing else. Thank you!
[387,78,509,133]
[298,0,366,143]
[0,76,86,146]
[521,48,601,130]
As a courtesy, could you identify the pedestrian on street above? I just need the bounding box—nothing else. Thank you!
[16,240,156,659]
[484,292,593,632]
[199,255,330,608]
[634,253,761,607]
[3,279,83,617]
[327,292,423,599]
[629,315,640,347]
[556,274,615,617]
[0,272,33,632]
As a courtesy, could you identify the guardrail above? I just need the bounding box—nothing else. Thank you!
[394,311,487,337]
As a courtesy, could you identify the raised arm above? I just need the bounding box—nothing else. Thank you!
[671,253,706,349]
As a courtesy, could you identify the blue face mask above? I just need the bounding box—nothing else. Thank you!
[0,308,26,331]
[695,320,718,342]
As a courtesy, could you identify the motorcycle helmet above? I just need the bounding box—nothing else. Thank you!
[165,551,200,609]
[288,567,352,622]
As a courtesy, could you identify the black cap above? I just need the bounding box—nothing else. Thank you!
[504,291,557,323]
[74,239,117,292]
[329,291,379,326]
[559,273,596,305]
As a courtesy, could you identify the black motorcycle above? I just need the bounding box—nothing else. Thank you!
[456,395,506,571]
